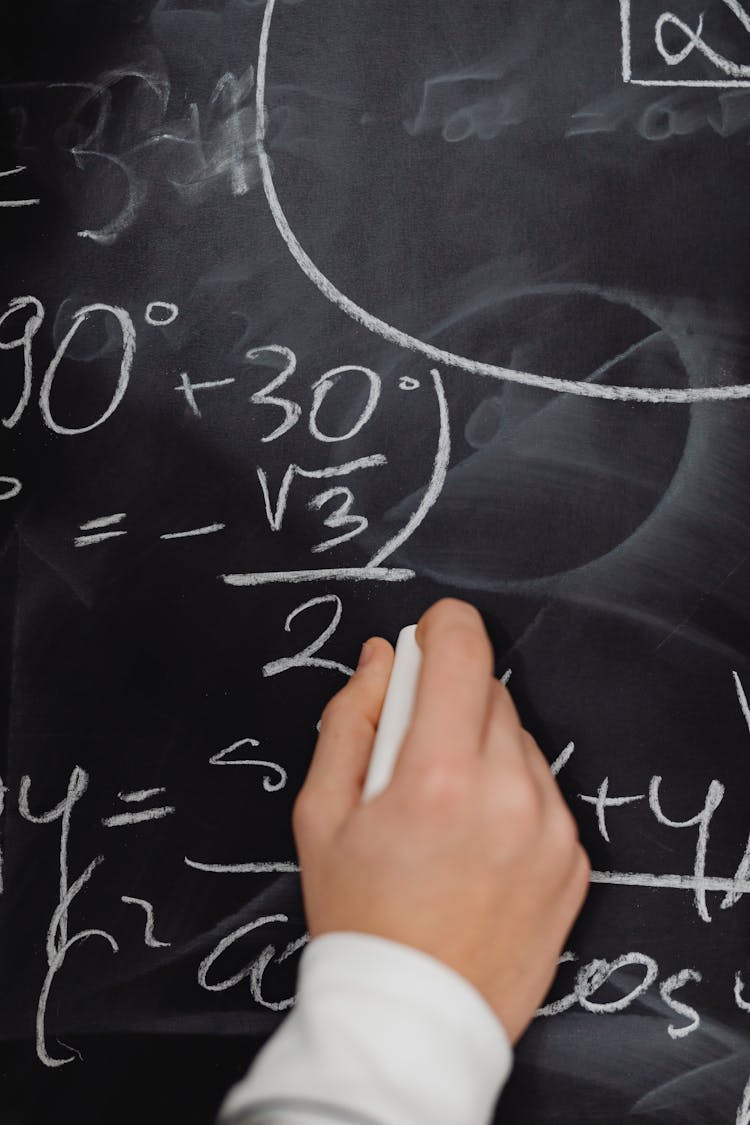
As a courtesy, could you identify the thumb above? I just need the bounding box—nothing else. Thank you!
[294,637,395,845]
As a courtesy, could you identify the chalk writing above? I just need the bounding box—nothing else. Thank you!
[222,566,414,586]
[0,165,40,208]
[257,0,750,397]
[621,0,750,87]
[308,366,381,444]
[248,345,300,441]
[0,476,22,501]
[102,799,175,828]
[222,368,448,585]
[579,778,645,843]
[540,949,701,1036]
[121,896,171,949]
[118,787,166,803]
[550,742,575,778]
[735,973,750,1012]
[176,372,236,418]
[102,785,175,828]
[186,858,300,875]
[0,775,6,894]
[19,768,114,1067]
[655,5,750,79]
[54,61,260,244]
[648,775,725,922]
[257,456,384,534]
[40,305,135,436]
[74,513,127,547]
[144,302,179,327]
[160,523,226,540]
[5,14,750,1122]
[198,914,307,1011]
[660,969,703,1038]
[0,296,43,428]
[209,740,288,792]
[262,594,353,679]
[6,679,750,1082]
[738,1074,750,1125]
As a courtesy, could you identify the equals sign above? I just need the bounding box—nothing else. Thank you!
[74,513,127,547]
[0,166,40,208]
[103,787,175,828]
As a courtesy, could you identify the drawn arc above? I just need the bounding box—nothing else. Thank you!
[255,0,750,405]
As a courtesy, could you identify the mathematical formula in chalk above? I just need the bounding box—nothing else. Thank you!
[4,4,750,1121]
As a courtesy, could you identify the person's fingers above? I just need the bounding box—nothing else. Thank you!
[520,730,571,807]
[399,600,494,772]
[516,731,585,878]
[294,637,394,844]
[482,680,526,761]
[483,683,567,798]
[482,687,581,862]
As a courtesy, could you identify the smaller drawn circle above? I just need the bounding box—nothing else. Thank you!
[145,301,179,327]
[399,376,420,391]
[0,476,22,502]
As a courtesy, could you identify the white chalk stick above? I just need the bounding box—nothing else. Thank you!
[362,624,421,802]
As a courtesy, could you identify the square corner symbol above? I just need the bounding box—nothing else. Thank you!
[620,0,750,86]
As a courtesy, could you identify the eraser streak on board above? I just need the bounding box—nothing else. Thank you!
[362,624,421,801]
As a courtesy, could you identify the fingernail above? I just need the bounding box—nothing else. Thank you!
[357,640,374,670]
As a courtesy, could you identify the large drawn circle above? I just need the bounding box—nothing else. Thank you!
[255,0,750,405]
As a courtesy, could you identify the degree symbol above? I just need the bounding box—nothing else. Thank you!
[399,376,420,391]
[145,301,179,327]
[0,476,22,502]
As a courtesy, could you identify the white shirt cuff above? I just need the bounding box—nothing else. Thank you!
[221,931,512,1125]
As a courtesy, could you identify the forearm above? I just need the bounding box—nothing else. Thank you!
[220,933,512,1125]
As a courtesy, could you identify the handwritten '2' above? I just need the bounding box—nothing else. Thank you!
[655,1,750,78]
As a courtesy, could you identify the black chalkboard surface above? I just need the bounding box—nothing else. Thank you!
[3,2,750,1122]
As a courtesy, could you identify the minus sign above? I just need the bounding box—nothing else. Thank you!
[160,523,226,540]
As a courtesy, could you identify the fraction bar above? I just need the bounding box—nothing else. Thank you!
[221,567,414,586]
[183,858,750,902]
[591,870,750,897]
[185,857,301,874]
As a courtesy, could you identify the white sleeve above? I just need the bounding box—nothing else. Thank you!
[219,931,512,1125]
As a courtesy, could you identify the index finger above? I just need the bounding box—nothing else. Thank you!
[397,599,494,770]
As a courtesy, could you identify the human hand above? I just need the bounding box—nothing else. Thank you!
[293,598,590,1043]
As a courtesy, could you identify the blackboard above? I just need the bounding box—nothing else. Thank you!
[2,1,750,1122]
